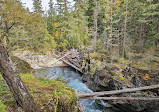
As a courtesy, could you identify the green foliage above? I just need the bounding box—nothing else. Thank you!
[46,0,90,50]
[33,0,43,14]
[0,100,7,112]
[0,0,56,53]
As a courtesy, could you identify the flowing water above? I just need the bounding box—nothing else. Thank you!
[36,66,113,112]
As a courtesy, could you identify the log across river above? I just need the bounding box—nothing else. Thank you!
[35,66,159,112]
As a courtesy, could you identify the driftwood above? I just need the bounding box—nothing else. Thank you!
[78,84,159,98]
[65,56,81,68]
[61,58,83,73]
[80,97,159,101]
[54,54,83,73]
[51,52,71,66]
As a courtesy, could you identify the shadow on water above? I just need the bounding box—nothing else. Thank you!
[35,66,115,112]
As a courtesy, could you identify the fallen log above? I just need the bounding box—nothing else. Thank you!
[51,52,71,66]
[54,54,83,73]
[78,84,159,98]
[80,97,159,101]
[61,58,83,73]
[65,56,81,68]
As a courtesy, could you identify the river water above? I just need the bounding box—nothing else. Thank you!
[36,66,113,112]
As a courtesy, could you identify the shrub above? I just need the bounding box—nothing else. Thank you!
[0,100,7,112]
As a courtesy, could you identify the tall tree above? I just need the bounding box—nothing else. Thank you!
[32,0,43,14]
[66,0,89,49]
[0,0,35,111]
[47,0,56,36]
[48,0,56,17]
[123,0,128,57]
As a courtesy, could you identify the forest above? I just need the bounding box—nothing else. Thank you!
[0,0,159,112]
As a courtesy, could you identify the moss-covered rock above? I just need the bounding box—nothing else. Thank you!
[10,54,33,73]
[0,74,78,112]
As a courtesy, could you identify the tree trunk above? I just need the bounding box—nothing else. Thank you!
[110,0,113,63]
[93,1,98,50]
[80,97,159,101]
[78,84,159,98]
[0,45,35,112]
[123,0,128,58]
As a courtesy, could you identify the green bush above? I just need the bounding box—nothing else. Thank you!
[0,100,7,112]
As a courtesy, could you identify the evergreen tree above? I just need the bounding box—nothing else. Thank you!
[32,0,43,14]
[48,0,56,17]
[47,0,56,36]
[142,0,159,51]
[66,0,90,49]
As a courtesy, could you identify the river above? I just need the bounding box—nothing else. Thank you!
[36,66,114,112]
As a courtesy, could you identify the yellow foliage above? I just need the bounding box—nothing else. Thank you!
[54,23,58,27]
[117,7,120,10]
[122,11,129,15]
[143,74,151,80]
[115,0,120,4]
[55,32,59,37]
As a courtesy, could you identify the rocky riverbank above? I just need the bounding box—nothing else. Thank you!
[82,64,159,112]
[13,51,64,69]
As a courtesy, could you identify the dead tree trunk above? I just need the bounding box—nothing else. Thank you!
[0,45,35,112]
[123,0,128,58]
[80,97,159,101]
[78,84,159,98]
[93,1,98,50]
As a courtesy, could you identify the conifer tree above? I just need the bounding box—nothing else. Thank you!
[33,0,43,14]
[66,0,89,49]
[48,0,55,17]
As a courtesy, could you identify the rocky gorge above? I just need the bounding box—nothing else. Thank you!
[83,64,159,112]
[12,50,159,112]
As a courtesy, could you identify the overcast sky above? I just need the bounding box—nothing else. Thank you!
[21,0,74,12]
[21,0,55,11]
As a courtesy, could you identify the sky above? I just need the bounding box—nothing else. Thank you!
[21,0,74,12]
[21,0,55,11]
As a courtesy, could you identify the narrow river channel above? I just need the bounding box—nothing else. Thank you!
[36,66,113,112]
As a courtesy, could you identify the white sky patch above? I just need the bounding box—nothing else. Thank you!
[21,0,74,12]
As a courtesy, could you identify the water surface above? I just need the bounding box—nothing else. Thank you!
[36,66,111,112]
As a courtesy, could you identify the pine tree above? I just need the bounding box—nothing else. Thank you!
[47,0,56,36]
[66,0,89,49]
[48,0,55,17]
[142,0,159,51]
[32,0,43,14]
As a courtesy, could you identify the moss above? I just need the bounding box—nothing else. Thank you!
[20,73,78,112]
[0,75,15,111]
[0,73,78,112]
[10,54,33,73]
[89,53,103,61]
[131,64,148,70]
[113,76,125,81]
[0,100,7,112]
